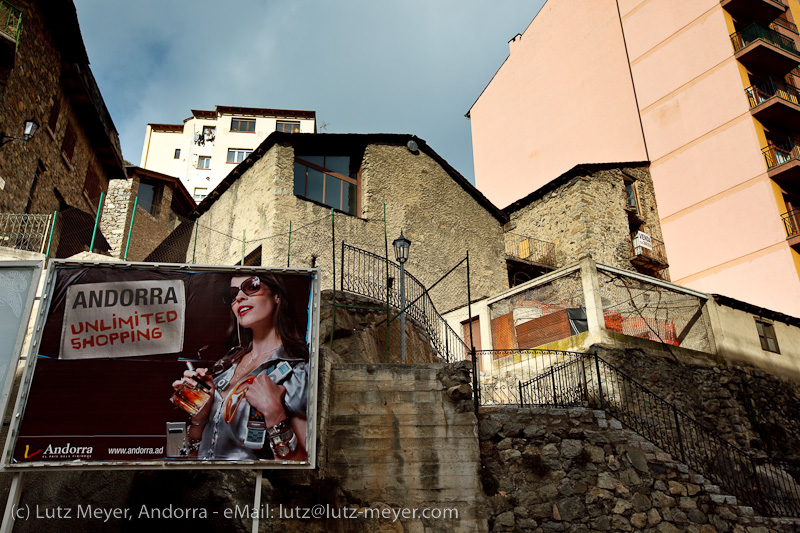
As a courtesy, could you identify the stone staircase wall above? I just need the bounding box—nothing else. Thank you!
[322,362,486,531]
[479,406,800,533]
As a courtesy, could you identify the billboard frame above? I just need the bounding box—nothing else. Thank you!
[0,260,43,435]
[1,260,321,471]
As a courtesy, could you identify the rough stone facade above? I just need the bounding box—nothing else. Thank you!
[506,163,667,279]
[479,406,799,533]
[591,345,800,461]
[0,1,124,217]
[192,134,509,312]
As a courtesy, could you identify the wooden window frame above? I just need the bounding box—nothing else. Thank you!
[276,120,301,133]
[293,156,361,216]
[755,319,780,353]
[62,124,77,163]
[230,118,255,133]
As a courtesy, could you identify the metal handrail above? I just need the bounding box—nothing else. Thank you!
[763,142,800,169]
[509,352,800,517]
[0,213,52,253]
[731,22,800,57]
[340,242,469,363]
[782,209,800,238]
[0,1,22,50]
[746,78,800,108]
[771,17,798,35]
[503,232,557,268]
[629,233,668,266]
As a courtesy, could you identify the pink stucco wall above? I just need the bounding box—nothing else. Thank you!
[470,0,647,209]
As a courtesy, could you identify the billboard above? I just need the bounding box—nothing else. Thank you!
[3,261,319,469]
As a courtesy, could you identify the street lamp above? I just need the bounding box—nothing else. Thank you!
[392,231,411,362]
[0,119,39,147]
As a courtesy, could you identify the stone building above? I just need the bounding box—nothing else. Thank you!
[186,132,511,311]
[0,0,125,221]
[100,166,195,261]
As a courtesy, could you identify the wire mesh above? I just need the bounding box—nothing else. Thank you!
[487,269,585,351]
[597,267,713,352]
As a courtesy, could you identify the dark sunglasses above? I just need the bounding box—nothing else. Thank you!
[227,276,261,304]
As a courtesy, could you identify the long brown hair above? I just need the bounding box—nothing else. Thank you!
[225,274,308,362]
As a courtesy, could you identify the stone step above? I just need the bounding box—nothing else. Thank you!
[329,423,477,440]
[326,446,479,465]
[329,412,475,428]
[330,389,444,403]
[330,435,478,452]
[329,401,453,416]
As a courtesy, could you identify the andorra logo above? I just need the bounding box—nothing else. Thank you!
[23,444,41,459]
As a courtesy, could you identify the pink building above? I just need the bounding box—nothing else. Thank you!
[469,0,800,317]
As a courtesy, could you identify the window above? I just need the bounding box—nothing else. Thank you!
[197,156,211,169]
[624,179,639,213]
[294,155,359,215]
[193,187,207,201]
[174,149,181,159]
[62,124,77,162]
[48,97,61,132]
[756,319,780,353]
[137,182,161,216]
[227,148,253,164]
[83,166,106,209]
[230,118,255,133]
[202,125,215,137]
[276,121,301,133]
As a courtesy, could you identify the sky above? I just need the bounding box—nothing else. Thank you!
[72,0,546,185]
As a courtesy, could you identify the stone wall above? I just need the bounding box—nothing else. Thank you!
[0,1,121,217]
[508,164,666,278]
[591,345,800,461]
[193,139,508,312]
[479,406,799,532]
[100,177,134,257]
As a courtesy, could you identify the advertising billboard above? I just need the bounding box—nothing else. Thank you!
[3,261,319,469]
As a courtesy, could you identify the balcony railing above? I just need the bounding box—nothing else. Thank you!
[0,213,52,253]
[0,1,21,50]
[731,22,800,57]
[783,209,800,238]
[771,17,798,35]
[745,77,800,107]
[629,234,668,269]
[763,142,800,169]
[504,232,557,268]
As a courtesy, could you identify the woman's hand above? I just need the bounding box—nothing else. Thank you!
[172,368,215,425]
[245,375,287,427]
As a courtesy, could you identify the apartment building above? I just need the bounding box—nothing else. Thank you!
[469,0,800,317]
[139,106,316,200]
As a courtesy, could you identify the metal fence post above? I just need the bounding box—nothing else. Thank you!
[124,197,138,261]
[594,353,604,410]
[330,209,336,351]
[44,211,57,260]
[287,221,292,267]
[673,405,686,464]
[472,347,480,412]
[88,192,104,253]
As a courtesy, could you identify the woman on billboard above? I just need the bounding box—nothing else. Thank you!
[173,274,309,461]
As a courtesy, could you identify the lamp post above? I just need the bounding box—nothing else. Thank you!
[0,119,39,148]
[392,231,411,362]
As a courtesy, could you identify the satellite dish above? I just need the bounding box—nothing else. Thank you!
[407,140,418,153]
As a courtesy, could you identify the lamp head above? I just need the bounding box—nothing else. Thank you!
[392,231,411,264]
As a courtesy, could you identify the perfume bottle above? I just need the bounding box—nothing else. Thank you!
[170,361,211,416]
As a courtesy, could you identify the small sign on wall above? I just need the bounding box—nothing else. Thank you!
[633,231,652,250]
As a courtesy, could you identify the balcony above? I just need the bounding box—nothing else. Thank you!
[504,232,557,268]
[746,78,800,128]
[763,142,800,191]
[721,0,787,25]
[782,209,800,250]
[770,16,799,36]
[629,232,669,274]
[731,23,800,74]
[0,2,21,50]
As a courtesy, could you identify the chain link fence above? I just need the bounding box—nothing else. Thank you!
[597,266,713,353]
